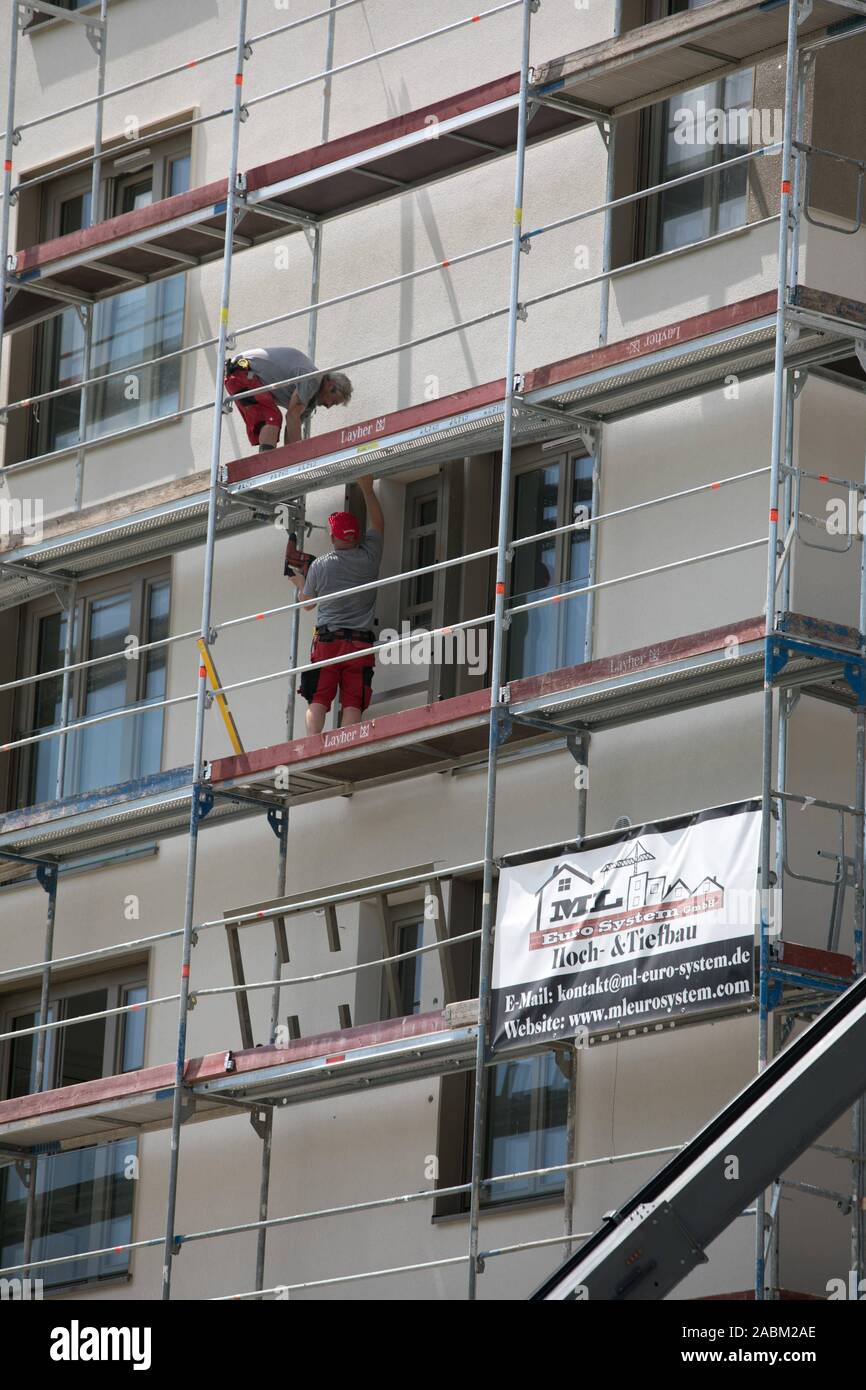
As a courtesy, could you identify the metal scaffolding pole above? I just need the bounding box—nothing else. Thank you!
[20,862,58,1274]
[70,0,108,514]
[254,0,335,1289]
[161,0,249,1302]
[596,0,622,349]
[852,440,866,1282]
[756,0,800,1303]
[466,0,535,1301]
[0,3,21,498]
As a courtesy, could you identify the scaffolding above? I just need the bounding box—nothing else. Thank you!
[0,0,864,1301]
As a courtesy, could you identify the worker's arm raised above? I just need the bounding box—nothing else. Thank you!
[358,474,384,535]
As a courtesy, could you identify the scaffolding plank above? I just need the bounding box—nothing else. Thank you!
[534,0,849,116]
[0,1004,480,1154]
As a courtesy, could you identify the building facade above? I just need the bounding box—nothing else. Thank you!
[0,0,865,1300]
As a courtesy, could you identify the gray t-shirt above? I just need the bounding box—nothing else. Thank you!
[305,529,384,632]
[242,347,321,414]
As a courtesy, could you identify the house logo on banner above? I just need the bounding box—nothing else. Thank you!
[491,802,761,1052]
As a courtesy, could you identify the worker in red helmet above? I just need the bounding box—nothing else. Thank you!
[286,476,384,735]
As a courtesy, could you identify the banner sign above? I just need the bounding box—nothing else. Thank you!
[491,802,760,1052]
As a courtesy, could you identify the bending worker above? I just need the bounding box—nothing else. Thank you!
[224,346,353,450]
[287,475,384,735]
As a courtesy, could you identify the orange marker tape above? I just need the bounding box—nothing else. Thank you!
[235,73,244,85]
[711,481,721,490]
[181,965,190,978]
[495,582,505,595]
[818,474,829,483]
[781,180,791,194]
[199,664,207,677]
[770,508,779,522]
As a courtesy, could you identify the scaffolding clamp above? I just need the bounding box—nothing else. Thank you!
[196,785,215,823]
[35,861,58,895]
[198,637,246,755]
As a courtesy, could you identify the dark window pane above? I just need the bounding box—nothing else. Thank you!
[138,580,170,774]
[59,990,107,1088]
[27,610,69,805]
[397,922,423,1016]
[0,1140,137,1290]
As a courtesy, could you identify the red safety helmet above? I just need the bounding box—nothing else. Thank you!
[328,511,361,542]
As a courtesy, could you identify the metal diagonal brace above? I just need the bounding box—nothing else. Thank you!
[198,637,246,755]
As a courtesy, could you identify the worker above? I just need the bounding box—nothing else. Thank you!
[286,476,384,735]
[224,346,353,451]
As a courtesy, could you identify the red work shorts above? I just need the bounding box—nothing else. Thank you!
[300,637,375,714]
[224,367,282,445]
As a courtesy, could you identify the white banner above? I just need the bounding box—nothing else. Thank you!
[491,802,761,1051]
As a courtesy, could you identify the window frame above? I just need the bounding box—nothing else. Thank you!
[0,961,147,1292]
[0,961,149,1100]
[379,903,427,1021]
[505,446,595,680]
[14,561,171,807]
[31,130,192,459]
[400,477,444,634]
[639,72,755,259]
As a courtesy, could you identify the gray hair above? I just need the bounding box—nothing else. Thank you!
[324,371,353,403]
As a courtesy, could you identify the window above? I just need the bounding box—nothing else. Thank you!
[400,479,442,632]
[0,967,146,1290]
[434,879,571,1215]
[639,0,754,255]
[507,453,594,681]
[380,910,425,1020]
[17,565,170,807]
[484,1053,569,1205]
[32,135,190,458]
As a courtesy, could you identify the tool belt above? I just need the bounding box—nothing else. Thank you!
[224,355,254,377]
[314,627,376,644]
